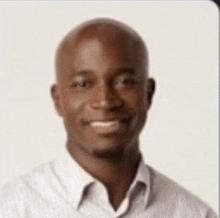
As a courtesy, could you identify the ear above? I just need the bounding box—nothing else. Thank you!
[51,84,63,117]
[146,78,156,110]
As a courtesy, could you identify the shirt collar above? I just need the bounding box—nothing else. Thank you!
[135,156,151,185]
[127,156,151,207]
[54,148,97,209]
[54,149,151,209]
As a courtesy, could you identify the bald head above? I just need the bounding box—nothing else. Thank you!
[51,18,155,162]
[55,18,148,81]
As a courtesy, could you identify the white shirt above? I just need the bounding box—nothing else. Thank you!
[0,149,218,218]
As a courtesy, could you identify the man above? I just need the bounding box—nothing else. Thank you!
[0,18,217,217]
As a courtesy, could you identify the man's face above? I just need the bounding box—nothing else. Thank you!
[52,36,152,158]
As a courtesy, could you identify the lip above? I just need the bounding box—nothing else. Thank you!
[90,120,120,127]
[84,116,131,124]
[86,118,131,135]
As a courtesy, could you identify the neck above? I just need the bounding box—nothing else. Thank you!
[67,140,141,209]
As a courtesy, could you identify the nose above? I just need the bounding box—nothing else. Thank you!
[90,83,123,110]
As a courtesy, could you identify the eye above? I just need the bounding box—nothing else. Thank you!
[122,78,137,85]
[115,77,139,88]
[71,80,92,89]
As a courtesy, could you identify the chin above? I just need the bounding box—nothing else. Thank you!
[90,136,135,160]
[92,145,124,160]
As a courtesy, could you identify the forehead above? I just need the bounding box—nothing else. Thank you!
[73,37,137,64]
[56,25,147,80]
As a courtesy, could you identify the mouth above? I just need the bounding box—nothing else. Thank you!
[90,120,119,127]
[88,119,130,135]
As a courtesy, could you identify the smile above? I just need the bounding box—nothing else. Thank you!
[89,120,123,134]
[90,120,119,128]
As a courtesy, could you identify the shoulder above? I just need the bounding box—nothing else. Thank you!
[0,160,58,217]
[146,165,218,217]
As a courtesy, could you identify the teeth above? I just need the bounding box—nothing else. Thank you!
[90,121,119,127]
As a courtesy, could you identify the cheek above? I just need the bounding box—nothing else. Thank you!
[121,89,147,111]
[121,89,147,129]
[61,94,87,137]
[60,91,86,117]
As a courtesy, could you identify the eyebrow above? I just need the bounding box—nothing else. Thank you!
[69,70,93,78]
[69,67,136,78]
[115,67,136,76]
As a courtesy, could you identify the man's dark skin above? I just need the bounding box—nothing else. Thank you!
[51,18,155,210]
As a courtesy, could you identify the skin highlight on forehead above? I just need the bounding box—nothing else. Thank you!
[55,18,148,82]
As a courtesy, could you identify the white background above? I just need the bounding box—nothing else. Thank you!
[0,1,218,213]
